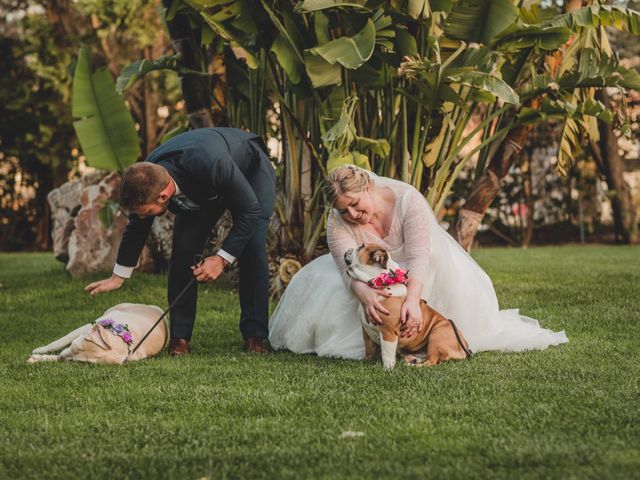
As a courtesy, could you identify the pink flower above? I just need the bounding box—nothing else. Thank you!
[394,269,407,283]
[383,274,394,285]
[121,331,133,344]
[372,276,384,288]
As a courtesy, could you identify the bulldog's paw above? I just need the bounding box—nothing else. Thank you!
[31,347,47,354]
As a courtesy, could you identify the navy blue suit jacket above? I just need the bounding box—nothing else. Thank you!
[116,128,267,268]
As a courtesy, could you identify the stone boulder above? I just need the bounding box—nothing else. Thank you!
[65,172,154,277]
[48,179,83,262]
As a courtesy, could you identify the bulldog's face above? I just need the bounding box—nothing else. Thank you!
[60,324,123,363]
[344,243,395,283]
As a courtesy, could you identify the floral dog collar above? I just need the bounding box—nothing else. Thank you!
[96,318,134,346]
[368,268,409,289]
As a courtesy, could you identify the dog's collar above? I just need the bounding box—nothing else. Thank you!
[96,318,134,351]
[368,268,409,289]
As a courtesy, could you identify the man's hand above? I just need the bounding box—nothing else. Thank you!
[191,255,228,282]
[85,274,125,296]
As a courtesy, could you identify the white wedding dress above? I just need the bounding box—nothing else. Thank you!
[269,174,568,359]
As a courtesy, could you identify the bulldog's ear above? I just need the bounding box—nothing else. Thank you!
[371,249,389,268]
[84,325,112,351]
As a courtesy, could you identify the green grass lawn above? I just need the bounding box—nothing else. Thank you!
[1,246,639,479]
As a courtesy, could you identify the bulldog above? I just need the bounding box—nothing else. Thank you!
[344,243,472,369]
[27,303,169,365]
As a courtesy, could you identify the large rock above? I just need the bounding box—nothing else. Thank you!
[48,171,112,262]
[48,179,83,262]
[66,172,154,277]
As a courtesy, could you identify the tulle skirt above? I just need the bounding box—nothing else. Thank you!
[269,250,568,360]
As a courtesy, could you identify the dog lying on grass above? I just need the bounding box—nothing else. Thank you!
[344,243,472,369]
[27,303,168,365]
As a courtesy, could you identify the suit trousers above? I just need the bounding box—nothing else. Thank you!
[167,144,275,341]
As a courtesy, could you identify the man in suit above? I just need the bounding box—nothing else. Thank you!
[85,128,276,355]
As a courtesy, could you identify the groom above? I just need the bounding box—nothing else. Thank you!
[85,127,276,355]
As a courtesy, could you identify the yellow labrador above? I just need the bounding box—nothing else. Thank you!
[27,303,169,365]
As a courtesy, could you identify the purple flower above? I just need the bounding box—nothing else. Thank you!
[121,331,133,344]
[112,323,126,334]
[97,318,114,327]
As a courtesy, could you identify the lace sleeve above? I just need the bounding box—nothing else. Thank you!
[327,211,358,287]
[401,187,432,285]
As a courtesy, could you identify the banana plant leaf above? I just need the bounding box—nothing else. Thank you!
[186,0,236,8]
[308,19,376,69]
[558,48,640,90]
[517,97,613,125]
[495,25,572,52]
[295,0,369,13]
[557,117,581,176]
[408,0,430,20]
[72,47,140,172]
[552,5,640,35]
[396,29,418,57]
[314,10,331,44]
[454,71,520,105]
[116,54,205,93]
[353,137,390,158]
[444,0,519,46]
[304,52,342,87]
[98,200,120,229]
[271,34,303,84]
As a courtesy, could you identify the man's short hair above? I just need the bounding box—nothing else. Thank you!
[119,162,169,210]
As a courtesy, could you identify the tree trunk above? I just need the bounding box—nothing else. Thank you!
[162,0,214,128]
[593,90,638,243]
[448,0,584,251]
[523,151,534,247]
[448,118,536,251]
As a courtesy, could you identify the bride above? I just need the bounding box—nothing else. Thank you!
[269,165,568,359]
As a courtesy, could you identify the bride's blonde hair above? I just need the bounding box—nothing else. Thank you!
[324,165,372,207]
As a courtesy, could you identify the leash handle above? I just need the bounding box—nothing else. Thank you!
[128,254,205,359]
[448,318,473,358]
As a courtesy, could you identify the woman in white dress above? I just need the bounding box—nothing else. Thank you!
[269,165,568,359]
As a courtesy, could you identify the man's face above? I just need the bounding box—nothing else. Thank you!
[132,198,169,218]
[131,178,174,218]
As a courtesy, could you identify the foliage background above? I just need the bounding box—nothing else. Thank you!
[2,0,640,258]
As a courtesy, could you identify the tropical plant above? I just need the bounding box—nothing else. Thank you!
[72,47,140,172]
[102,0,640,264]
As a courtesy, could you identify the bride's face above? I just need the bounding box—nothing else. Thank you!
[334,187,373,225]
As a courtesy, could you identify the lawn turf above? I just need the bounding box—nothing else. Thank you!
[0,246,638,479]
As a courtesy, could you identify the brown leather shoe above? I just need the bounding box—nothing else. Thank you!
[169,338,191,356]
[243,337,271,353]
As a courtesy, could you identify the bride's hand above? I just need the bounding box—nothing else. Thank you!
[400,298,423,337]
[350,281,391,325]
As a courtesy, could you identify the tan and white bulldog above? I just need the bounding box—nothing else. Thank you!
[27,303,169,365]
[344,243,472,369]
